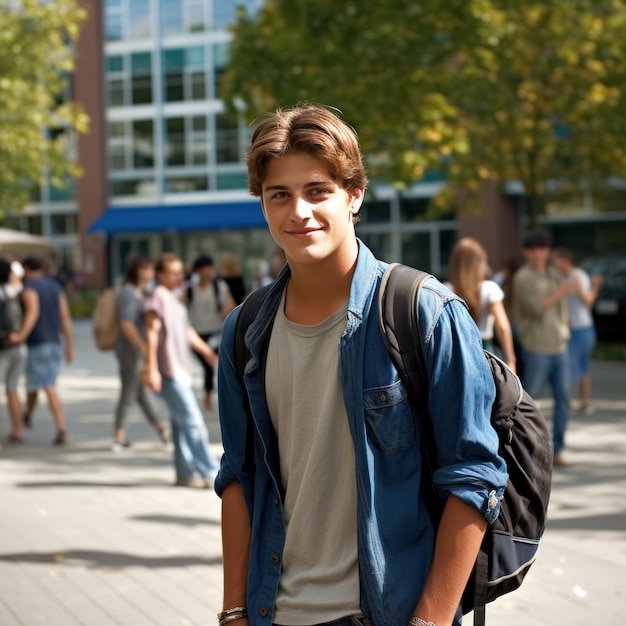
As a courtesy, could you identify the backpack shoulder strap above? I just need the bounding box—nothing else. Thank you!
[378,263,440,491]
[234,283,273,474]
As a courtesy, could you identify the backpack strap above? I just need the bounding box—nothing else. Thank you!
[234,284,273,474]
[378,263,440,488]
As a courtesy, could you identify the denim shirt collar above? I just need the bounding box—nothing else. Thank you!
[245,239,383,364]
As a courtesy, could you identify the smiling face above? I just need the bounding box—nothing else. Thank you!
[260,151,364,270]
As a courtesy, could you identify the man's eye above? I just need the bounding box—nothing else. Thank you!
[310,188,330,196]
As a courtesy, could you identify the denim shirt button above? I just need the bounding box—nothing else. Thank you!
[270,553,280,564]
[379,392,387,403]
[273,498,279,506]
[488,490,498,510]
[259,607,268,617]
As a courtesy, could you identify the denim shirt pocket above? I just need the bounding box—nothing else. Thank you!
[363,379,416,454]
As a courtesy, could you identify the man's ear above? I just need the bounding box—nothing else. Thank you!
[350,188,365,216]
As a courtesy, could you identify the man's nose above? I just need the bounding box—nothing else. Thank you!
[292,195,313,219]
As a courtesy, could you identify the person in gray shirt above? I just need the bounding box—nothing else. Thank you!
[114,255,169,451]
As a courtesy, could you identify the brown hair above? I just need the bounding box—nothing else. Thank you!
[155,252,181,275]
[448,237,489,323]
[124,255,153,286]
[246,104,368,218]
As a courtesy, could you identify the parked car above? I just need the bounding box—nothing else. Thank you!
[579,255,626,341]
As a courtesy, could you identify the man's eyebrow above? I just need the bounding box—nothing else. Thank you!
[263,179,333,191]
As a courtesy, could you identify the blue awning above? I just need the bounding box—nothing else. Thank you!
[87,201,266,235]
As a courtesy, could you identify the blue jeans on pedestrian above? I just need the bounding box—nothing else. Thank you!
[160,376,219,480]
[521,349,571,454]
[569,326,596,386]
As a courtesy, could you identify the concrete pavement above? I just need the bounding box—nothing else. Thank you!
[0,320,625,625]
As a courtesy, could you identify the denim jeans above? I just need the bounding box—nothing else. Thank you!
[160,376,219,479]
[521,349,571,453]
[569,326,596,385]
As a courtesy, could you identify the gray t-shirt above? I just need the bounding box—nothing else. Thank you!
[266,291,360,625]
[116,285,145,363]
[144,285,193,384]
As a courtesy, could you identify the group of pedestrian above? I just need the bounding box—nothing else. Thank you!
[0,256,73,448]
[445,229,602,468]
[112,251,241,488]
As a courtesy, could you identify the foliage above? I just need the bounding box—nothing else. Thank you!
[222,0,626,225]
[0,0,89,215]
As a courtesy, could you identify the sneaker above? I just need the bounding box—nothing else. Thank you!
[23,413,32,429]
[579,404,595,417]
[158,425,171,445]
[6,435,23,445]
[553,452,573,467]
[111,439,131,452]
[174,475,204,488]
[53,430,68,446]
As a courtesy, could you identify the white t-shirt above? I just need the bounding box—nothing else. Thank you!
[446,279,504,340]
[187,279,230,335]
[567,268,594,330]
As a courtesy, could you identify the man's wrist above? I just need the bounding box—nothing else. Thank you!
[217,606,248,625]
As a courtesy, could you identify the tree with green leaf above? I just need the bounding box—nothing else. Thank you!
[222,0,626,226]
[0,0,89,215]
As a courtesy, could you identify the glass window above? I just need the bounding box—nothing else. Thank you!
[131,52,152,104]
[213,0,259,30]
[213,43,229,98]
[110,178,156,197]
[400,198,430,222]
[27,215,43,235]
[190,115,207,164]
[217,171,247,190]
[108,78,125,107]
[163,47,205,101]
[361,200,390,224]
[402,232,431,272]
[188,0,205,32]
[166,175,209,192]
[161,0,183,34]
[216,114,238,163]
[132,120,154,168]
[129,0,151,39]
[166,117,185,166]
[105,13,123,41]
[107,55,123,73]
[191,70,206,99]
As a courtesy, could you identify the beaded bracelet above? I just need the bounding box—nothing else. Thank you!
[217,607,248,626]
[408,618,436,626]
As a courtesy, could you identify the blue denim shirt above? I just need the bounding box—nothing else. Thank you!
[215,242,508,626]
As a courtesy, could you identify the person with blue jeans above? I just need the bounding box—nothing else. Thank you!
[215,105,507,626]
[513,231,573,466]
[19,256,74,445]
[551,247,603,416]
[144,253,219,488]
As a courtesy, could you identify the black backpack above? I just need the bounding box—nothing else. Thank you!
[234,265,553,625]
[378,263,553,626]
[0,286,23,349]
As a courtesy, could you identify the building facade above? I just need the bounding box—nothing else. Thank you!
[10,0,625,291]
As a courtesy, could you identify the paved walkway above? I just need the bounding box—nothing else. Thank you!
[0,321,625,625]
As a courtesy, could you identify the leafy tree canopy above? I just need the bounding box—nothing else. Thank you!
[223,0,626,223]
[0,0,89,215]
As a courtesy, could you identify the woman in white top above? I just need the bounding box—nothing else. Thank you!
[447,237,517,373]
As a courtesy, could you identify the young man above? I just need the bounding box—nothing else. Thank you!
[186,254,236,412]
[19,256,74,445]
[513,232,574,466]
[144,253,220,488]
[215,105,507,626]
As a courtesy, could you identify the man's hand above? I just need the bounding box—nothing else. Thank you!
[143,367,162,393]
[65,346,74,363]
